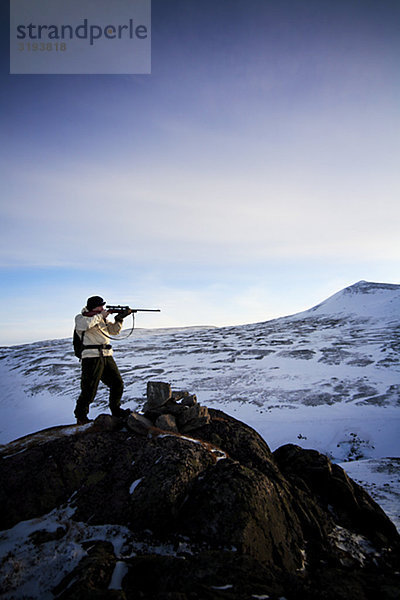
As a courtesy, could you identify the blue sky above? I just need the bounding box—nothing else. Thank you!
[1,0,399,344]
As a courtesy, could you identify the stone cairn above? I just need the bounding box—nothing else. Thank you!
[126,381,211,435]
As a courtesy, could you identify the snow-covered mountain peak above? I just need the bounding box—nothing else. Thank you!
[297,280,400,320]
[345,280,399,293]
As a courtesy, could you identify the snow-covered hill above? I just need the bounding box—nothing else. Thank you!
[297,280,400,319]
[0,280,399,527]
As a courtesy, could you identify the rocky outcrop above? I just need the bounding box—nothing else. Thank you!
[120,381,211,436]
[120,382,211,436]
[139,381,211,433]
[0,400,399,599]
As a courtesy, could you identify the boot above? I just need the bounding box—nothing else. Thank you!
[112,407,131,420]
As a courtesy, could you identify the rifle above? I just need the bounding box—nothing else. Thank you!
[106,305,161,315]
[105,305,160,338]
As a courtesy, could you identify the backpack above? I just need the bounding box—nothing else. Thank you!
[73,329,85,359]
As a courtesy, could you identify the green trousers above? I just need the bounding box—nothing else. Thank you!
[74,356,124,419]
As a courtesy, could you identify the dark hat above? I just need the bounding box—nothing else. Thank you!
[86,296,106,311]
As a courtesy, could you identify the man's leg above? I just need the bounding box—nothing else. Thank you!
[74,357,104,421]
[100,356,124,416]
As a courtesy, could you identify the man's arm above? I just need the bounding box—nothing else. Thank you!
[75,312,105,332]
[105,318,124,336]
[105,308,133,335]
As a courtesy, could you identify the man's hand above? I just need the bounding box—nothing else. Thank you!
[115,308,133,321]
[101,310,110,318]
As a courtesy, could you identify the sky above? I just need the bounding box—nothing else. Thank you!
[1,0,399,345]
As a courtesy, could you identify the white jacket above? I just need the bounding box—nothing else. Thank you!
[75,307,123,358]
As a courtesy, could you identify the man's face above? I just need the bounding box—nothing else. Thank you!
[92,305,105,313]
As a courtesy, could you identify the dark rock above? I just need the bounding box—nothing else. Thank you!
[141,401,161,420]
[155,414,179,433]
[143,399,182,423]
[122,552,286,600]
[186,408,281,478]
[179,457,304,571]
[147,381,171,407]
[176,404,209,428]
[182,394,197,407]
[142,383,206,435]
[273,443,399,547]
[180,415,211,433]
[29,526,67,545]
[0,406,399,600]
[126,412,153,434]
[93,414,122,431]
[127,435,215,533]
[171,390,189,401]
[160,399,187,417]
[52,541,118,599]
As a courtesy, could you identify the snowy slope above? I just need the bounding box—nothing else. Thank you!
[0,280,398,447]
[0,280,399,528]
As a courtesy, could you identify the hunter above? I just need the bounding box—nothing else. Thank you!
[74,295,132,425]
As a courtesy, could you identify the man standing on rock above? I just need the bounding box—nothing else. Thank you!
[74,296,132,425]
